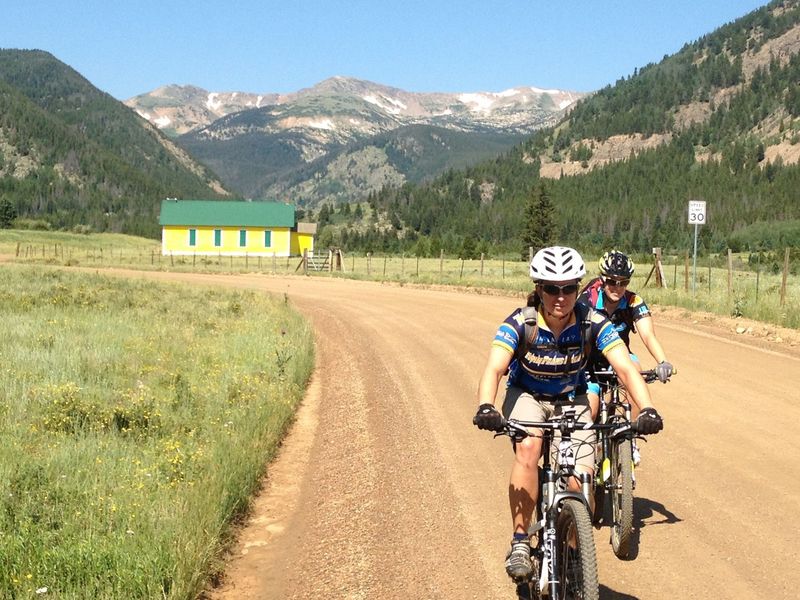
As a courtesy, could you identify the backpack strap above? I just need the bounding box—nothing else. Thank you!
[623,290,637,334]
[515,306,539,362]
[514,303,596,369]
[573,301,596,370]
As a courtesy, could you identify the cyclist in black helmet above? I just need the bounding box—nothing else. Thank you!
[579,250,673,464]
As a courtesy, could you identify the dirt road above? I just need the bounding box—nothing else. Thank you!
[110,271,800,599]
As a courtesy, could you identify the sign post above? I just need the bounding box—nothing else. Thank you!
[688,200,707,296]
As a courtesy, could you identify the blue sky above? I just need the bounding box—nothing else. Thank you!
[3,0,769,100]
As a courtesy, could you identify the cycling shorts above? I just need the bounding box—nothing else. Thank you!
[501,386,596,474]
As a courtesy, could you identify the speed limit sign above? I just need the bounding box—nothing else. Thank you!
[688,200,707,224]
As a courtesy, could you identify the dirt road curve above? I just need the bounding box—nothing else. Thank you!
[112,271,800,599]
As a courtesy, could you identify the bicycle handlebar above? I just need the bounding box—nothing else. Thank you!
[493,416,637,440]
[592,368,675,384]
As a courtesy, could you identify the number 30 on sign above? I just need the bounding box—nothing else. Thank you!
[688,200,707,225]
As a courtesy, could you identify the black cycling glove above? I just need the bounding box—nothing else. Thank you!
[655,361,673,383]
[635,407,663,435]
[473,403,504,431]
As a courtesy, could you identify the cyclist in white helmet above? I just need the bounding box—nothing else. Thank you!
[473,246,663,582]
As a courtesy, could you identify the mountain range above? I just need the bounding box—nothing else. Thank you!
[3,0,799,253]
[349,0,800,256]
[125,78,584,204]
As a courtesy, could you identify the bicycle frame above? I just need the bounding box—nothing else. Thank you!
[592,368,663,559]
[504,410,601,598]
[595,372,634,489]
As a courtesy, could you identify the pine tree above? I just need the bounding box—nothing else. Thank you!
[0,197,17,228]
[521,182,555,256]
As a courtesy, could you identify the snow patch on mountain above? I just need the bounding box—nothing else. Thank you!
[458,93,495,113]
[154,115,172,128]
[206,93,222,111]
[363,94,404,115]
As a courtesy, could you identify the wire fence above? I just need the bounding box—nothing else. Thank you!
[11,243,800,329]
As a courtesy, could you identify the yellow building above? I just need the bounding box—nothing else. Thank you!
[159,199,316,257]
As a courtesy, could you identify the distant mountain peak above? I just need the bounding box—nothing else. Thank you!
[126,78,585,136]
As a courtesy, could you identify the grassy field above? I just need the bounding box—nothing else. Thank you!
[0,264,313,599]
[3,229,798,329]
[0,230,796,598]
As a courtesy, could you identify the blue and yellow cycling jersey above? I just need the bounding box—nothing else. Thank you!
[492,306,624,397]
[578,277,651,349]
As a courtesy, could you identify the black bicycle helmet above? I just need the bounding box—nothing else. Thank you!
[598,250,634,279]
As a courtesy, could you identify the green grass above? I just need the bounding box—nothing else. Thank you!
[3,228,798,329]
[0,264,313,599]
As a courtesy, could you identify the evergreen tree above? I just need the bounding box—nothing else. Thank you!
[0,197,17,228]
[459,236,477,259]
[521,182,555,256]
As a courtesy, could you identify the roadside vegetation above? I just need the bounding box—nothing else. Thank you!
[3,229,798,330]
[0,264,313,599]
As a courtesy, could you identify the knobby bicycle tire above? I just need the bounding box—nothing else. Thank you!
[556,498,599,600]
[610,440,634,559]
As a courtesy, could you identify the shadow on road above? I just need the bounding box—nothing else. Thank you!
[600,584,640,599]
[634,496,682,527]
[619,496,682,560]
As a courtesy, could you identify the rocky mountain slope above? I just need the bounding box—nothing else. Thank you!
[126,77,582,138]
[0,49,229,236]
[127,77,584,205]
[350,0,800,255]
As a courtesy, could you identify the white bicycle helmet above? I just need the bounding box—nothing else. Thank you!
[529,246,586,282]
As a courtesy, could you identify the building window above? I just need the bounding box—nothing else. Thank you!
[214,229,222,247]
[188,229,197,247]
[239,229,247,247]
[264,230,272,247]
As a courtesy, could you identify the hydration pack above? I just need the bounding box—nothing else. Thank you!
[514,302,596,371]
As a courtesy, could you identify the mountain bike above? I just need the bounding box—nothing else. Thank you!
[592,368,670,559]
[494,409,627,600]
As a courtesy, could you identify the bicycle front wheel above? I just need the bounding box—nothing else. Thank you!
[556,498,599,600]
[610,439,634,559]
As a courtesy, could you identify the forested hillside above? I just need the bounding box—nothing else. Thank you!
[0,50,229,237]
[323,0,800,259]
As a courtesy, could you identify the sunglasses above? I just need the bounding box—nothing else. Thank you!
[604,278,630,287]
[540,283,580,296]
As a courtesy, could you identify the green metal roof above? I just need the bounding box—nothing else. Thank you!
[158,200,296,227]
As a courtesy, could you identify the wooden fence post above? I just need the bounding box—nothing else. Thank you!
[727,249,733,296]
[780,248,790,306]
[303,249,308,275]
[684,252,689,291]
[480,253,485,277]
[439,249,444,278]
[756,251,761,301]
